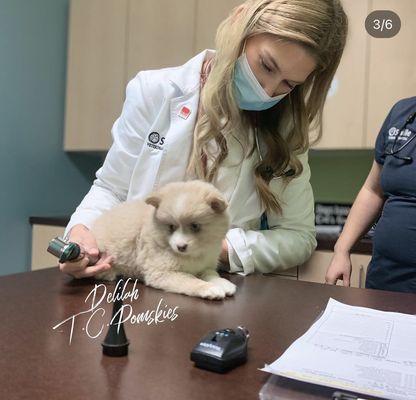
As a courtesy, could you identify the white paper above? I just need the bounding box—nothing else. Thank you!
[262,298,416,400]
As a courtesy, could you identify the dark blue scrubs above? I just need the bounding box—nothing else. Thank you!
[365,97,416,293]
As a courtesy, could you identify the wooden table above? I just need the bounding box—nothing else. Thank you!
[1,268,415,400]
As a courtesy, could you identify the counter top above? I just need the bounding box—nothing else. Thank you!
[29,216,69,227]
[1,268,413,399]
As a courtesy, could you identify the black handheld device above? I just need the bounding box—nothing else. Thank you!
[190,326,249,373]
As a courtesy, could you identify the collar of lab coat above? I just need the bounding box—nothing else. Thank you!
[167,49,216,96]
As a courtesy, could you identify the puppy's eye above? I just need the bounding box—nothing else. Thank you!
[168,224,177,233]
[190,223,201,233]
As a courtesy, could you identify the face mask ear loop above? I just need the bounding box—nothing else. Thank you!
[234,39,247,81]
[254,113,263,163]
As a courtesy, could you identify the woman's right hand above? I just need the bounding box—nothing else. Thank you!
[325,250,352,287]
[59,224,113,279]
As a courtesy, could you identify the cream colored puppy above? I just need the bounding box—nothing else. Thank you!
[91,181,236,300]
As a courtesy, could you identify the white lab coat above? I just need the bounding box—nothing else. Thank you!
[65,49,317,275]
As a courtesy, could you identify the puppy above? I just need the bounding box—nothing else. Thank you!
[91,180,236,300]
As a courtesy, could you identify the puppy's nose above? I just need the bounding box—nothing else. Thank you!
[177,244,187,252]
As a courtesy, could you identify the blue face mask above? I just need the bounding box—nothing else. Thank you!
[233,53,288,111]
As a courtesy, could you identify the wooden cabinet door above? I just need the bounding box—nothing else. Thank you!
[31,225,64,270]
[64,0,128,151]
[312,0,370,149]
[298,250,334,284]
[126,0,196,82]
[194,0,242,53]
[365,0,416,147]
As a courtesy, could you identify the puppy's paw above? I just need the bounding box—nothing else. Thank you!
[95,269,117,282]
[210,277,237,296]
[198,284,226,300]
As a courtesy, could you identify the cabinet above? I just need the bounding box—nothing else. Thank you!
[64,0,128,150]
[298,250,371,288]
[63,0,415,151]
[312,0,370,149]
[194,0,242,53]
[312,0,416,149]
[126,0,196,81]
[31,225,64,270]
[57,0,252,149]
[365,0,416,147]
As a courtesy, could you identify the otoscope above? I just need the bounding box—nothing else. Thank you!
[47,236,99,264]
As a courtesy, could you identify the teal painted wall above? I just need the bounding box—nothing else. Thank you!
[0,0,102,276]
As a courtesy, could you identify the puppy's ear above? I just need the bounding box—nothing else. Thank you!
[207,196,228,213]
[145,195,161,209]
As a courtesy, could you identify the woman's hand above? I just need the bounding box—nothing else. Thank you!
[325,161,384,287]
[325,250,352,286]
[219,239,229,265]
[58,224,113,279]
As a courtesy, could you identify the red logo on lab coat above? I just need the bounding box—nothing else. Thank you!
[179,106,191,120]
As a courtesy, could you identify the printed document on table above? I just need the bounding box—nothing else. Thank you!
[262,298,416,400]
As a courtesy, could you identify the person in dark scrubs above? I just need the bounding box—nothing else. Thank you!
[325,96,416,293]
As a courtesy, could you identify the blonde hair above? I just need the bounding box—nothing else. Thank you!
[187,0,348,214]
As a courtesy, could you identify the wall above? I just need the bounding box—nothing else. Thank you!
[0,0,102,276]
[310,150,374,204]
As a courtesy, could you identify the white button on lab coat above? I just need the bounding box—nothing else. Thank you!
[65,49,317,275]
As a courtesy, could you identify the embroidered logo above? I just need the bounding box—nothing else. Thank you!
[147,132,165,151]
[388,127,412,142]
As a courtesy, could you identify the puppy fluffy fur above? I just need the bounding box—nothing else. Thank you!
[91,180,236,300]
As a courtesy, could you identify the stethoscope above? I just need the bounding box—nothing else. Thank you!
[383,111,416,164]
[253,115,295,179]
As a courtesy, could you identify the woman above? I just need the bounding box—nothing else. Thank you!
[326,97,416,293]
[61,0,348,279]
